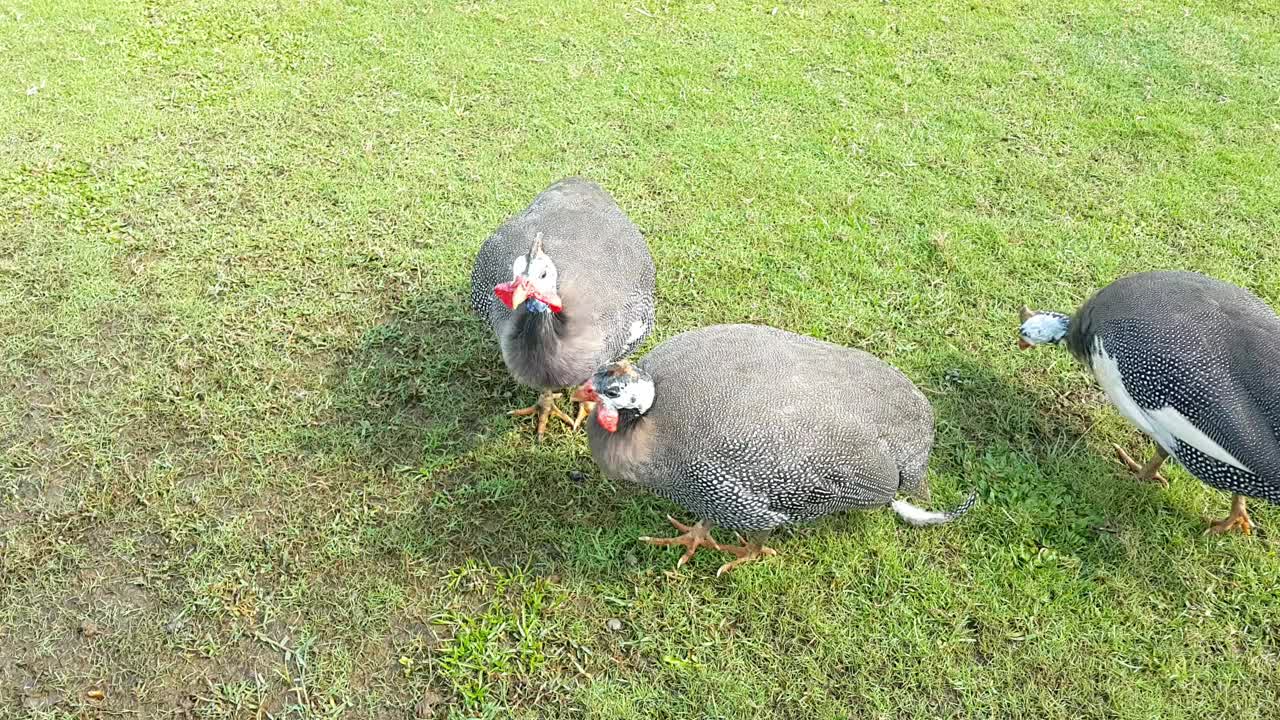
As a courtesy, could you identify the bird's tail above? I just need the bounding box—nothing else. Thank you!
[890,490,977,527]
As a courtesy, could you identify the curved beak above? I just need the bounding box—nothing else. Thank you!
[510,282,530,307]
[1017,338,1032,350]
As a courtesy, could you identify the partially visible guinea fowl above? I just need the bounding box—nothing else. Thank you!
[572,324,976,575]
[471,177,656,439]
[1018,270,1280,535]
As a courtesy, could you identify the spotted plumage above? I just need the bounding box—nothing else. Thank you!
[470,178,656,434]
[1019,270,1280,528]
[581,324,976,534]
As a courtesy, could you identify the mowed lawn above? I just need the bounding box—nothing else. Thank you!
[3,0,1280,717]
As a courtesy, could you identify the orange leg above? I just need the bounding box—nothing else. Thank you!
[639,517,777,575]
[1113,444,1169,488]
[510,391,575,440]
[1205,495,1253,536]
[571,400,595,432]
[712,533,779,577]
[640,516,724,568]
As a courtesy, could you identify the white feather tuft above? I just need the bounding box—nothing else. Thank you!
[891,500,951,526]
[891,491,976,527]
[627,319,648,344]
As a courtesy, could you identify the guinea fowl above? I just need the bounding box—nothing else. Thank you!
[471,177,656,439]
[572,324,976,575]
[1018,270,1280,535]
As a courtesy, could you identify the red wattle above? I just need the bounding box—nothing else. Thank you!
[493,281,518,309]
[537,293,564,314]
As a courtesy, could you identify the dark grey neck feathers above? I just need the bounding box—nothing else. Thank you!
[510,303,566,349]
[505,305,571,386]
[1064,313,1092,364]
[498,288,606,390]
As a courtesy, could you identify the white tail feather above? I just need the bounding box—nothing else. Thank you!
[891,491,977,527]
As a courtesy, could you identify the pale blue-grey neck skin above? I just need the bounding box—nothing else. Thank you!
[1020,312,1071,346]
[525,298,552,313]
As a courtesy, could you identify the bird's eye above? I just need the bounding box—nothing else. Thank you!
[539,271,547,280]
[604,388,620,399]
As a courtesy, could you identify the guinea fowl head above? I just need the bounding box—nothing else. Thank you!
[1017,305,1071,349]
[494,232,563,314]
[572,360,655,433]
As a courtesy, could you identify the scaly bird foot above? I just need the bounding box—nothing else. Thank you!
[1112,444,1169,488]
[713,533,779,577]
[509,391,576,441]
[641,517,779,574]
[571,400,595,432]
[1205,513,1253,535]
[1204,495,1253,536]
[639,516,724,568]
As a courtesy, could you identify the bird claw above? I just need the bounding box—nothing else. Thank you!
[570,400,594,432]
[641,518,778,574]
[715,546,779,577]
[509,392,578,440]
[665,515,694,533]
[1204,496,1254,536]
[712,539,778,576]
[639,518,720,566]
[1204,514,1253,536]
[1112,444,1168,488]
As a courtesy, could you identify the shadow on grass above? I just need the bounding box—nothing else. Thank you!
[298,280,645,579]
[298,282,511,469]
[918,351,1212,582]
[304,318,1226,589]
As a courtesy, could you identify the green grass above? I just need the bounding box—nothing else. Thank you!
[3,0,1280,717]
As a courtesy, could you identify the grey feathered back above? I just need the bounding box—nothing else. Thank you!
[587,324,935,532]
[470,177,656,390]
[1068,270,1280,498]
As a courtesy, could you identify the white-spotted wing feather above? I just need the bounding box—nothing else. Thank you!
[1091,340,1252,473]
